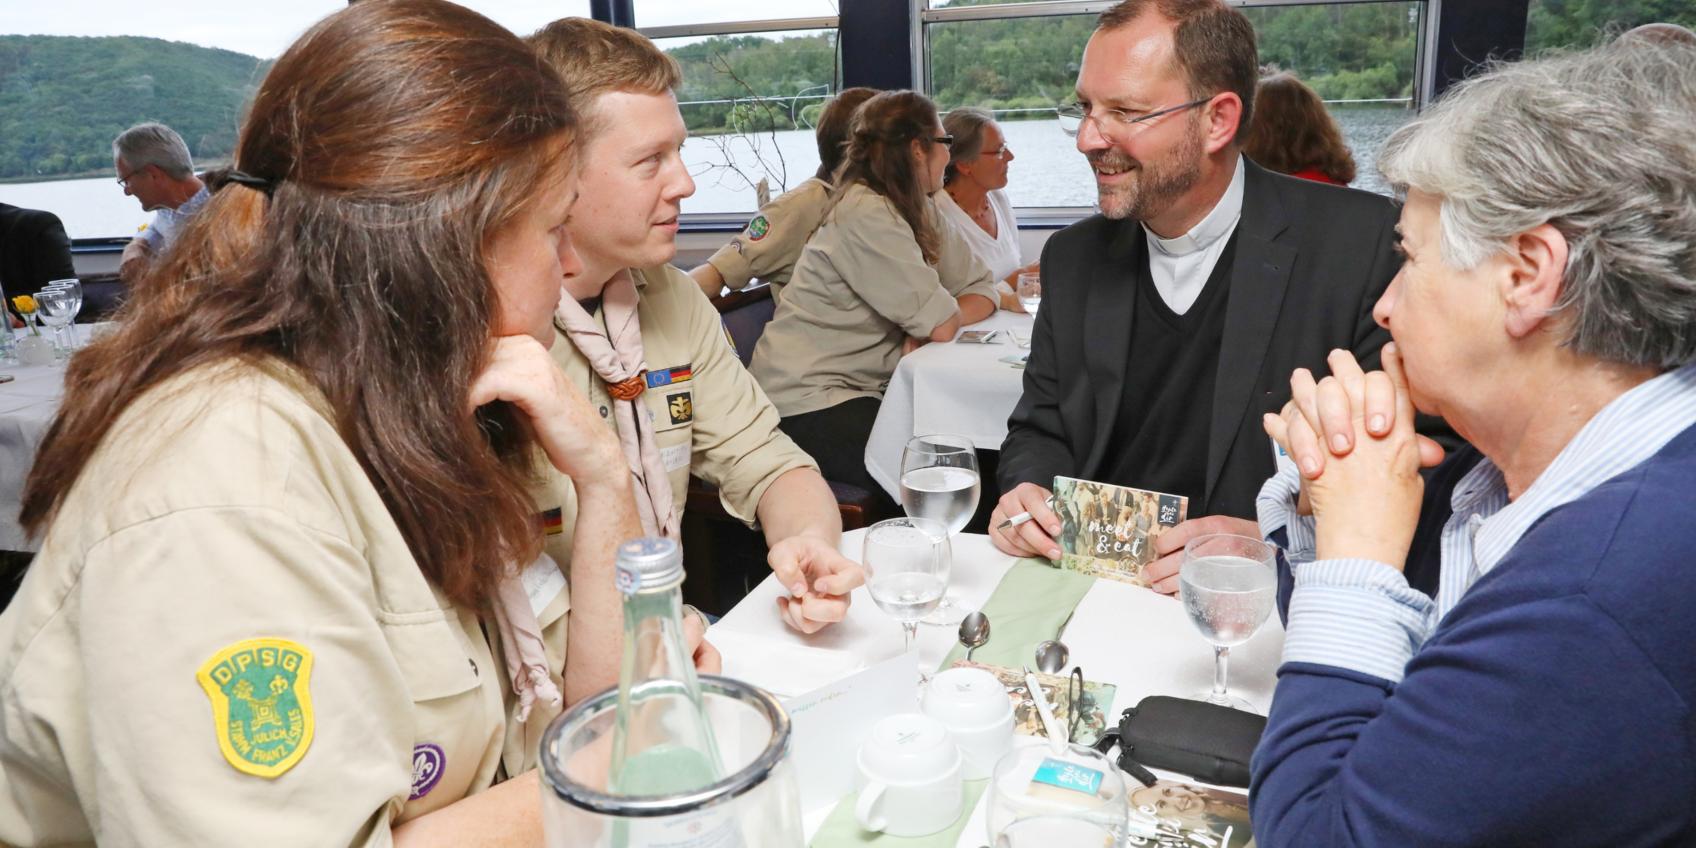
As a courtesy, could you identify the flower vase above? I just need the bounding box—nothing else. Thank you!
[16,315,53,366]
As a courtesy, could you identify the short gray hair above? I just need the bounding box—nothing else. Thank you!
[942,107,995,185]
[1379,41,1696,370]
[112,122,194,180]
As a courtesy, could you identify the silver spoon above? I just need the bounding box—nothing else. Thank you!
[1033,609,1075,674]
[958,610,990,661]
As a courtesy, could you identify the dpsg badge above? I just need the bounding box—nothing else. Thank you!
[196,637,316,778]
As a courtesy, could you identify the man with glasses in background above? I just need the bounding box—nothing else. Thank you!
[991,0,1440,597]
[113,122,207,284]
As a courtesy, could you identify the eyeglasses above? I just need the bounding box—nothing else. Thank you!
[979,146,1012,161]
[933,134,955,146]
[1055,97,1214,141]
[115,166,146,189]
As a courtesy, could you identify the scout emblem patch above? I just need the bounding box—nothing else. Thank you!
[410,744,446,800]
[746,215,770,241]
[196,638,315,778]
[645,363,693,389]
[667,391,693,425]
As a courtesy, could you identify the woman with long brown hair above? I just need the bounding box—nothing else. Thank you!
[750,90,998,507]
[1243,72,1357,186]
[0,1,712,844]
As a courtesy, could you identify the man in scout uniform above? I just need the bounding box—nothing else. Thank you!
[686,86,879,300]
[528,18,862,632]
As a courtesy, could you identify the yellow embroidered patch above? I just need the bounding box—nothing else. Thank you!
[196,638,315,778]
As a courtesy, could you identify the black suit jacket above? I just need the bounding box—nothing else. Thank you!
[1000,161,1408,520]
[0,203,76,301]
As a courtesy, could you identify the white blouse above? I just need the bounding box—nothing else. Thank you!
[935,188,1026,284]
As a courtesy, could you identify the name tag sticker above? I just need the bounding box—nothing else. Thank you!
[661,442,691,472]
[521,553,567,616]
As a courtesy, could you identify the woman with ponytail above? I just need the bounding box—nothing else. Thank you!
[0,1,713,844]
[750,90,998,506]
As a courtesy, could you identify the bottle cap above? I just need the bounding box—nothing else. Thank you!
[614,536,683,595]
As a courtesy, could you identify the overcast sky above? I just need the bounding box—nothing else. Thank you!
[5,0,841,58]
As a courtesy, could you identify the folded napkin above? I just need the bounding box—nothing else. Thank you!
[939,558,1094,671]
[809,779,989,847]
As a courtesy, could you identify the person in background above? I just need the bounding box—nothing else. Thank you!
[1252,39,1696,844]
[689,86,880,301]
[1242,71,1356,186]
[989,0,1444,595]
[0,202,76,327]
[750,90,999,509]
[937,107,1039,311]
[528,18,864,634]
[113,122,208,284]
[0,2,717,843]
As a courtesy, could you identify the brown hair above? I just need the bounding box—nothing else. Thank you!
[815,87,879,181]
[1244,72,1356,184]
[528,17,681,119]
[1098,0,1258,143]
[21,0,578,610]
[837,90,944,264]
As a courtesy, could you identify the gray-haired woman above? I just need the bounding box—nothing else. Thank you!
[937,107,1038,311]
[1251,38,1696,845]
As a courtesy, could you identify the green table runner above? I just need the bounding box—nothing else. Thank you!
[810,779,989,847]
[938,558,1095,671]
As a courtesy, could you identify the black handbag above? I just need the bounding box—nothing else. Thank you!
[1094,695,1267,788]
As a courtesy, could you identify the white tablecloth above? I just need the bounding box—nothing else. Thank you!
[706,530,1285,846]
[1,326,90,551]
[864,310,1035,500]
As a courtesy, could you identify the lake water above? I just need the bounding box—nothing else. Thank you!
[1,110,1409,240]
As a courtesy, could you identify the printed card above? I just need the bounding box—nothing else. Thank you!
[956,329,1004,344]
[1126,780,1254,847]
[1051,476,1188,586]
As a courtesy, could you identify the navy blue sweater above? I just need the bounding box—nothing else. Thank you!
[1250,424,1696,846]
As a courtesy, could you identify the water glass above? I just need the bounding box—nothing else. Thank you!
[862,517,951,680]
[986,741,1128,844]
[899,434,979,626]
[993,815,1117,847]
[34,290,74,361]
[1179,534,1277,711]
[43,279,82,351]
[1016,272,1041,315]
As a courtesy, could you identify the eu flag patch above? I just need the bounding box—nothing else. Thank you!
[645,364,693,388]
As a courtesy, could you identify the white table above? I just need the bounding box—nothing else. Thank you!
[705,530,1285,846]
[864,311,1035,501]
[0,326,92,551]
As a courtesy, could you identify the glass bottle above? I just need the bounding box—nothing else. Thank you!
[608,536,724,795]
[0,279,17,364]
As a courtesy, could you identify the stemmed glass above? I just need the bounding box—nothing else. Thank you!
[1016,271,1041,316]
[43,279,82,351]
[35,290,73,361]
[986,742,1128,844]
[862,517,951,680]
[898,434,979,626]
[1178,533,1277,710]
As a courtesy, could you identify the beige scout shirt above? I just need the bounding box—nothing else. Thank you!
[748,182,1000,418]
[0,360,569,847]
[536,262,816,565]
[702,177,832,297]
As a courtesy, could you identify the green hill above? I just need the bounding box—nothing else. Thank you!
[0,35,266,180]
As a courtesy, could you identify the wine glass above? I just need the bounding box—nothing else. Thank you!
[899,434,979,626]
[986,741,1128,844]
[1179,533,1277,711]
[35,289,73,361]
[863,517,951,680]
[43,279,82,350]
[1016,271,1041,315]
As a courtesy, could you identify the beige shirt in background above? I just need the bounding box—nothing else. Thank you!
[749,182,999,418]
[0,360,569,847]
[536,262,817,564]
[702,177,833,298]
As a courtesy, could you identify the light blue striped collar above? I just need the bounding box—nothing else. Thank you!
[1473,362,1696,576]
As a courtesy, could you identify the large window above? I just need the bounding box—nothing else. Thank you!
[1525,0,1696,51]
[0,1,591,240]
[922,0,1428,202]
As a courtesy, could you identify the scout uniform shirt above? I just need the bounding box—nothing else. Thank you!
[701,177,832,299]
[536,262,816,563]
[749,182,1001,418]
[0,360,568,846]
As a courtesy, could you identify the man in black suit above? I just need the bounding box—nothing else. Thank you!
[0,203,76,325]
[991,0,1410,594]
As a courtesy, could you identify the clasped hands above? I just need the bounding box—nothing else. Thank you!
[1262,344,1445,571]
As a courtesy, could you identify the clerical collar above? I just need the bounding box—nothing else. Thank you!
[1144,155,1246,258]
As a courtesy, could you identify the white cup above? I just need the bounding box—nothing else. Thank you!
[854,713,964,837]
[922,667,1015,779]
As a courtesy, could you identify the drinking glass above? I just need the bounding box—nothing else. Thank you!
[35,290,73,361]
[993,815,1117,847]
[899,434,979,626]
[1016,272,1041,315]
[1179,534,1277,710]
[862,517,951,680]
[43,279,81,350]
[986,741,1128,844]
